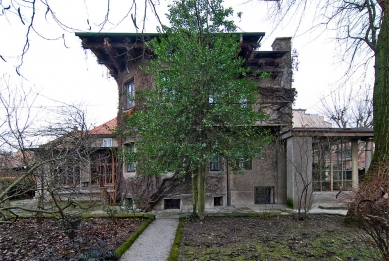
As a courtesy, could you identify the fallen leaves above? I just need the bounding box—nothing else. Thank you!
[0,217,145,261]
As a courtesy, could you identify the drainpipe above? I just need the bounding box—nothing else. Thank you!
[226,158,231,206]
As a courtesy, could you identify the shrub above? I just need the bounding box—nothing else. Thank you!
[350,161,389,260]
[287,197,294,209]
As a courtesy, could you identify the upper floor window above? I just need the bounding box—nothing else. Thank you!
[126,80,135,109]
[238,158,252,170]
[126,143,136,172]
[210,155,221,171]
[102,138,113,147]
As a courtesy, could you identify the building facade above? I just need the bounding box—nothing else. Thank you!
[75,32,374,211]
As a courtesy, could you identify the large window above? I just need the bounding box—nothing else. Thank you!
[91,151,117,186]
[312,139,353,192]
[126,80,135,109]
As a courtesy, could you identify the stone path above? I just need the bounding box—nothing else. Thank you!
[120,218,179,261]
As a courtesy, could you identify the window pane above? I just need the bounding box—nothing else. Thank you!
[210,156,221,171]
[126,143,136,172]
[127,81,135,109]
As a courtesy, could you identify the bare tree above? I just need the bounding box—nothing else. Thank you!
[320,84,373,128]
[261,0,389,168]
[0,0,164,74]
[0,75,97,223]
[286,133,314,219]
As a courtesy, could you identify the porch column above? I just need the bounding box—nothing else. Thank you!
[351,139,359,190]
[365,138,374,173]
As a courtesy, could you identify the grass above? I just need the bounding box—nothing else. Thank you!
[176,214,381,261]
[168,217,185,261]
[114,217,154,256]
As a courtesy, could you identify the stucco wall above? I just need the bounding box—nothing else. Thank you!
[286,136,313,210]
[230,141,286,205]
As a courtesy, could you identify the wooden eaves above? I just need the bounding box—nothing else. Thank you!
[75,32,287,79]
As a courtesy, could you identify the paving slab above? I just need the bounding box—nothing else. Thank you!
[120,218,178,261]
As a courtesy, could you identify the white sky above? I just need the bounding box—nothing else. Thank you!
[0,0,374,128]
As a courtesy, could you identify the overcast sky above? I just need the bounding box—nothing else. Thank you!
[0,0,373,128]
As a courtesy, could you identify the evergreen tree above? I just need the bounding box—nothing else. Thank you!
[125,0,272,219]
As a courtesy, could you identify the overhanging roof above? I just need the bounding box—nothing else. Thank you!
[75,32,283,78]
[281,128,374,140]
[75,31,265,45]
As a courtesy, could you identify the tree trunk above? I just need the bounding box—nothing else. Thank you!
[372,4,389,169]
[191,172,198,217]
[197,164,206,220]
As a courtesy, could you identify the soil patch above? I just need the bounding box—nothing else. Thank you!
[179,214,380,260]
[0,217,145,260]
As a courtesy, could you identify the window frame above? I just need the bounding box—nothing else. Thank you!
[210,155,221,171]
[56,165,81,187]
[164,198,180,209]
[102,138,113,147]
[126,143,136,172]
[126,80,135,110]
[254,186,275,204]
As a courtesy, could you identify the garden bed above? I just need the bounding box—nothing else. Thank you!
[0,216,147,260]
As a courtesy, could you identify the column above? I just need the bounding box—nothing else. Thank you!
[351,139,359,190]
[365,138,374,173]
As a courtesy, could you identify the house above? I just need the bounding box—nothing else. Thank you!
[31,123,121,204]
[87,118,119,204]
[75,31,374,211]
[0,150,35,200]
[293,109,332,128]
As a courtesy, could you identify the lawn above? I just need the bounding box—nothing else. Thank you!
[178,214,381,260]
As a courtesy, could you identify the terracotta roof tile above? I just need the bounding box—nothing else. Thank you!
[89,118,117,135]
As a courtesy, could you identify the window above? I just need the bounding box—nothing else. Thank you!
[126,143,136,172]
[238,158,252,170]
[102,138,112,147]
[57,165,81,186]
[209,94,217,105]
[158,75,176,102]
[255,186,274,204]
[214,196,223,206]
[210,155,221,171]
[126,80,135,109]
[91,151,117,186]
[312,139,353,192]
[164,199,180,209]
[239,97,249,108]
